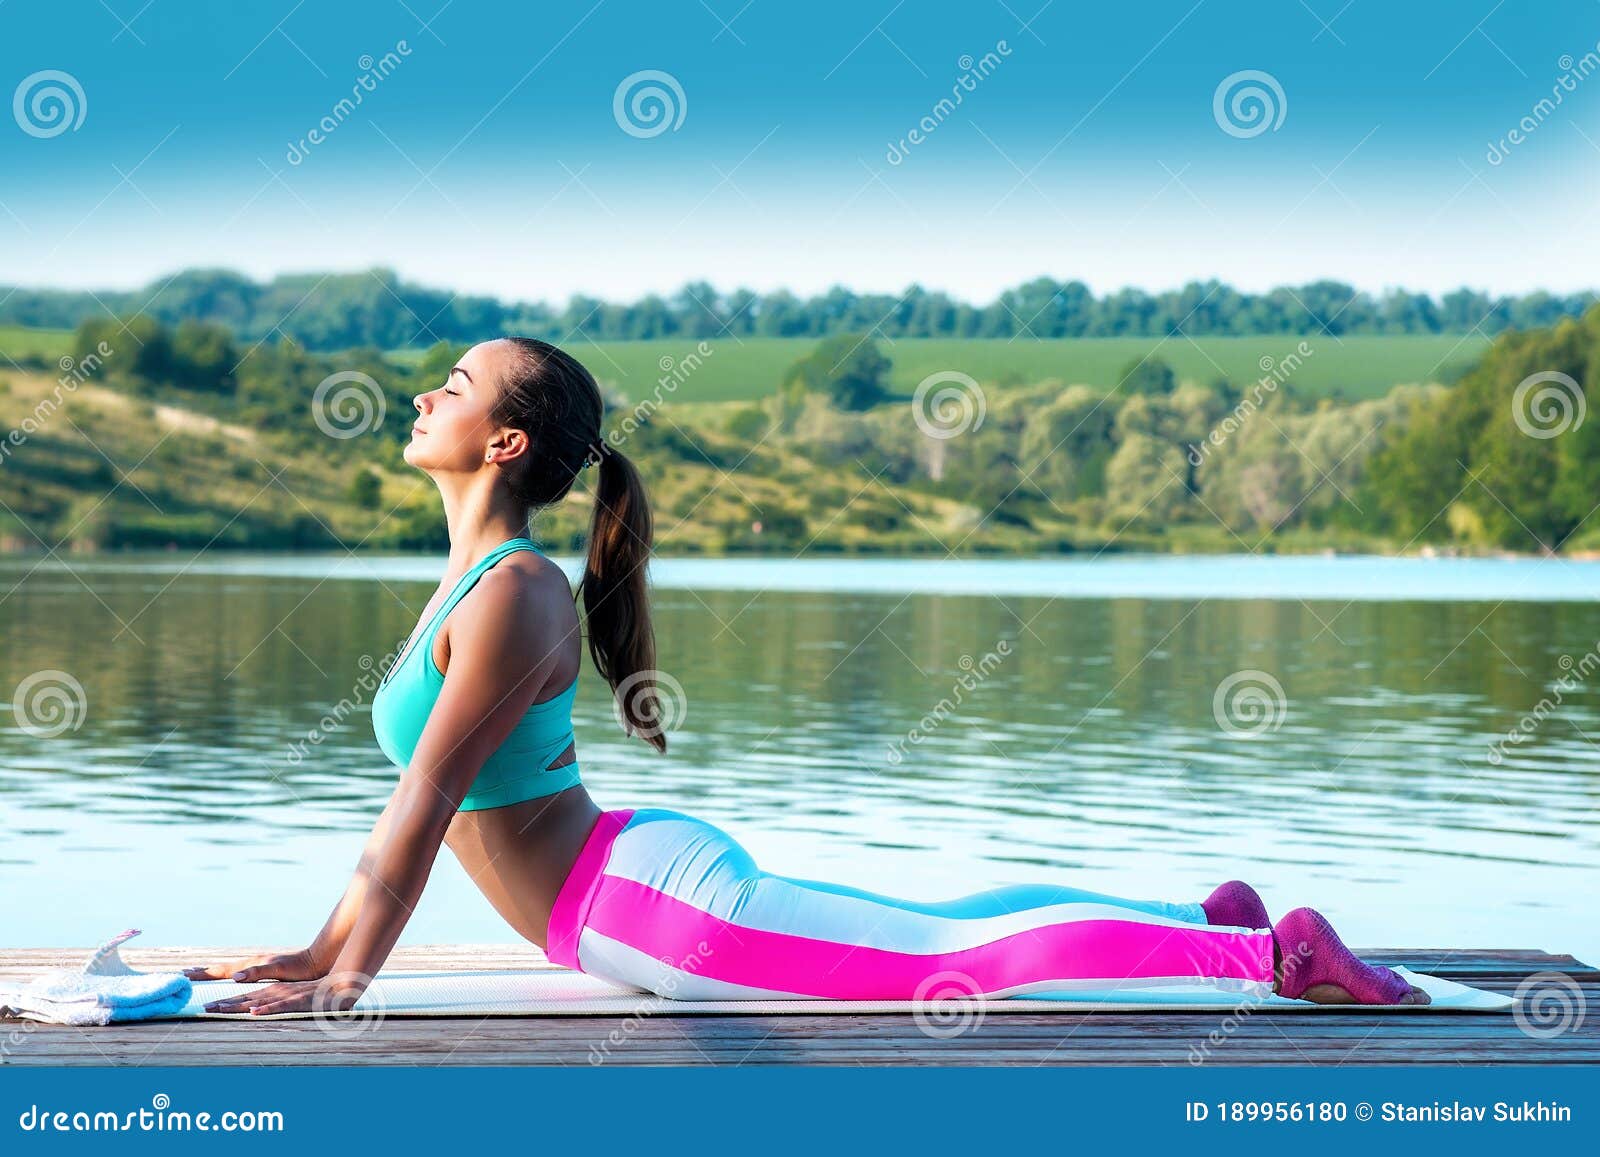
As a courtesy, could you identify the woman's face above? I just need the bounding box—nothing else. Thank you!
[405,340,519,472]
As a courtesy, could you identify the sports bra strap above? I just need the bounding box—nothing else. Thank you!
[383,537,537,687]
[425,538,535,643]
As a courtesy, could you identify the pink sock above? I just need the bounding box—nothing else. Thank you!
[1272,907,1414,1003]
[1200,880,1270,929]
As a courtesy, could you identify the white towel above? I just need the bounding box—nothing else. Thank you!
[0,929,192,1026]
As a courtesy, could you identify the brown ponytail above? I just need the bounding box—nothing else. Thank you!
[489,338,666,753]
[578,442,666,751]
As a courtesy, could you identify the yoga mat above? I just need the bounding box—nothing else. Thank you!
[176,965,1513,1018]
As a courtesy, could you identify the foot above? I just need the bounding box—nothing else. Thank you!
[1271,907,1430,1005]
[1200,880,1271,929]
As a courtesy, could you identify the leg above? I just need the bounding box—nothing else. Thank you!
[772,872,1214,927]
[547,808,1276,1002]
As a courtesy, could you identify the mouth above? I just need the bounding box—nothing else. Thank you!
[411,424,426,436]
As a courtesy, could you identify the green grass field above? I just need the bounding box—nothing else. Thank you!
[540,333,1490,403]
[0,325,1491,402]
[0,326,73,364]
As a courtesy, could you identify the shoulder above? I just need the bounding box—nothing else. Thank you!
[464,553,573,632]
[445,553,575,670]
[432,552,576,687]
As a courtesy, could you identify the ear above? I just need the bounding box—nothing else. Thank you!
[489,426,530,465]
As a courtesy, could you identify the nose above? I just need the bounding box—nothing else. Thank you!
[413,392,429,415]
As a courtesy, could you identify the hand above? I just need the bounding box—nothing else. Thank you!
[201,971,371,1016]
[183,947,330,984]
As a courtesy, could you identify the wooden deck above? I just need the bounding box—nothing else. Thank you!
[3,944,1595,1066]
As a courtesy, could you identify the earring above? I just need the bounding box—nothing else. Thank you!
[485,452,493,462]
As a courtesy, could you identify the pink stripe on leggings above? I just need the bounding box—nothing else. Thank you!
[545,808,635,968]
[582,874,1274,999]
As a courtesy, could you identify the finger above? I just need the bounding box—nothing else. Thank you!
[202,990,253,1007]
[186,952,280,981]
[205,982,279,1011]
[227,954,303,983]
[203,988,268,1009]
[250,952,319,982]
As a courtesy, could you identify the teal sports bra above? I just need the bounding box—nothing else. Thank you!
[371,536,582,811]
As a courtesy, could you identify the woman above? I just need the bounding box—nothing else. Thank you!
[187,338,1429,1013]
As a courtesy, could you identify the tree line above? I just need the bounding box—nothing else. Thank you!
[1365,305,1600,551]
[4,267,1594,351]
[32,300,1598,555]
[740,313,1600,554]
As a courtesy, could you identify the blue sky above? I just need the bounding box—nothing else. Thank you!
[1,0,1596,303]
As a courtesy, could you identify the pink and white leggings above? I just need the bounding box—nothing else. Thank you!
[545,808,1276,1001]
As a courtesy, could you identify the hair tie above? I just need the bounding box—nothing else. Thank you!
[583,439,612,470]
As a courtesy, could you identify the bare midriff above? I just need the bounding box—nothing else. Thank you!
[443,782,604,951]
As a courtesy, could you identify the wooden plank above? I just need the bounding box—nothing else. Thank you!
[10,1044,1599,1066]
[3,945,1594,1067]
[7,1031,1593,1058]
[7,1012,1595,1052]
[7,1010,1587,1042]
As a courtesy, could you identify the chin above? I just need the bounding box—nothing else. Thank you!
[401,441,432,470]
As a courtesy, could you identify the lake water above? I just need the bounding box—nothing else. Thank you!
[2,551,1596,967]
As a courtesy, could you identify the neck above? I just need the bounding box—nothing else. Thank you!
[429,469,530,571]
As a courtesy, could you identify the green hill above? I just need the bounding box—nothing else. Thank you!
[0,305,1591,557]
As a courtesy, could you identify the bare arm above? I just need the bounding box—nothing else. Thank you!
[185,778,404,983]
[326,564,566,985]
[200,563,569,1013]
[305,789,404,968]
